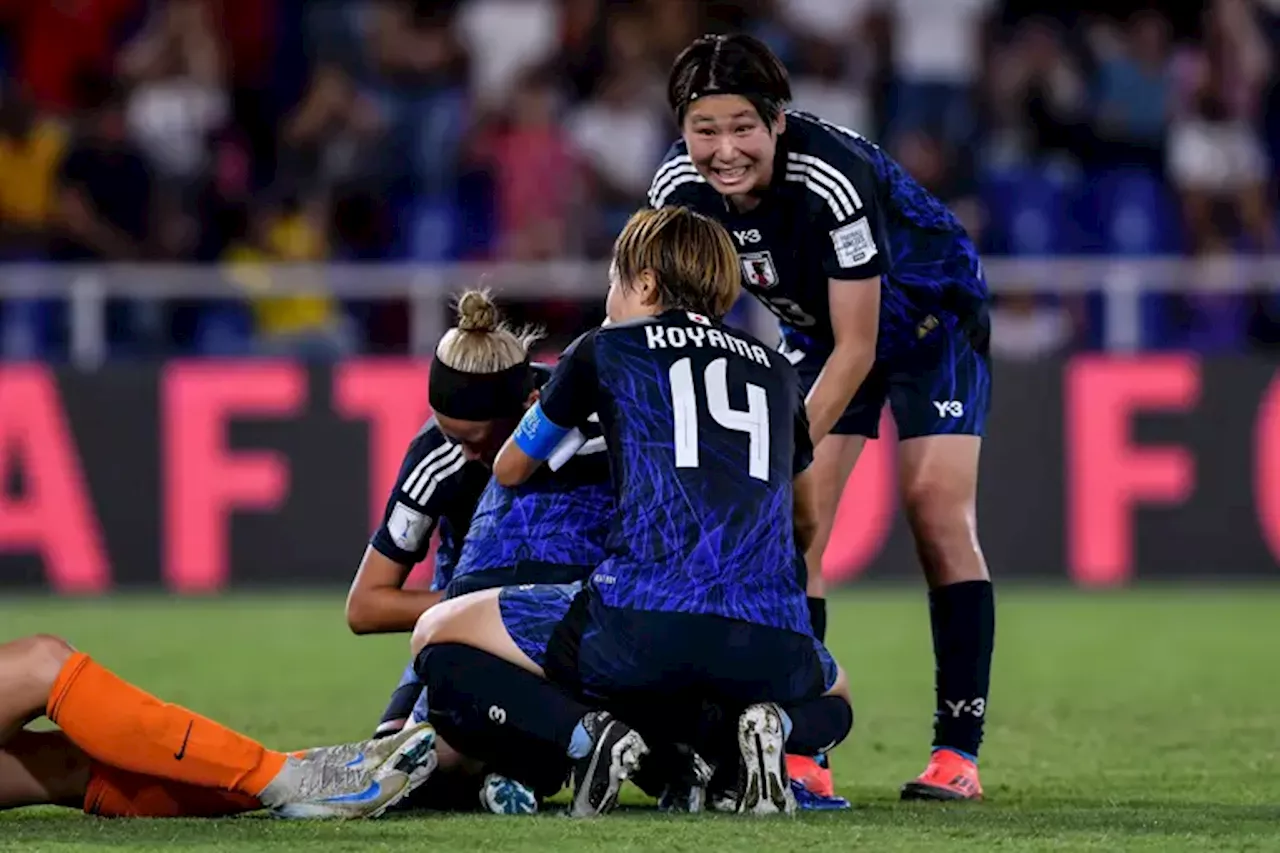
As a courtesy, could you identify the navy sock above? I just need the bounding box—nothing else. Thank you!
[782,694,853,756]
[807,597,827,642]
[928,580,995,758]
[414,643,585,795]
[374,659,424,737]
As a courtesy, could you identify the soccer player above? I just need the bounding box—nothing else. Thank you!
[345,290,524,639]
[350,291,611,733]
[648,34,994,801]
[0,634,437,818]
[407,207,854,817]
[347,290,613,814]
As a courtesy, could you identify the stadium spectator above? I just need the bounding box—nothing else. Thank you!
[882,0,995,144]
[455,0,560,114]
[0,87,66,258]
[52,82,152,262]
[1090,11,1174,169]
[983,18,1088,168]
[988,293,1078,360]
[222,195,352,358]
[1168,0,1274,255]
[788,37,874,140]
[117,0,230,260]
[280,64,386,196]
[118,0,228,186]
[366,0,470,198]
[566,64,666,254]
[0,0,143,114]
[471,66,584,260]
[1167,0,1274,350]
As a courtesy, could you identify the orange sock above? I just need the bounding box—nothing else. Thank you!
[47,653,286,798]
[84,762,262,818]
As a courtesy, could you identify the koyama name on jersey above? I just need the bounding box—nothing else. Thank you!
[643,318,772,367]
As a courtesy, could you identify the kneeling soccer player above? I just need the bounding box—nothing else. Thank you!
[348,290,615,814]
[0,634,436,818]
[409,207,854,817]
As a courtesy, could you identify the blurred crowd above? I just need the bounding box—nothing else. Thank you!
[1,0,1279,359]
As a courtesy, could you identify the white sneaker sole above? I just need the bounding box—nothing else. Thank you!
[737,704,795,816]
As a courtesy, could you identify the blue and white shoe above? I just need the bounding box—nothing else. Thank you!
[479,773,539,814]
[297,722,428,771]
[791,779,851,811]
[266,723,439,819]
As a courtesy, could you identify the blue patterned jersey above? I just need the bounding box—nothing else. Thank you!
[369,417,490,590]
[456,413,613,577]
[648,110,988,363]
[536,311,813,634]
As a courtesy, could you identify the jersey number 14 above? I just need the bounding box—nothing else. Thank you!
[669,357,771,483]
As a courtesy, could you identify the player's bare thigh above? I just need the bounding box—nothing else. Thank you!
[825,663,853,707]
[410,589,545,677]
[804,434,867,596]
[897,434,988,588]
[0,730,89,811]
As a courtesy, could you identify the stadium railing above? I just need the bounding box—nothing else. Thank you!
[0,257,1278,368]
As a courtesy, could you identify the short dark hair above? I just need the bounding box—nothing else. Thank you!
[667,34,791,125]
[613,207,742,319]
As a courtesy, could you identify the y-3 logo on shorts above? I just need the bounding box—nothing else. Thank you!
[933,400,965,418]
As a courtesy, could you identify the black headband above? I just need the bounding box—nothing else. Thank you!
[429,358,532,421]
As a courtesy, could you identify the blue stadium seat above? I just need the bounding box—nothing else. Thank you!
[0,299,64,361]
[191,305,255,357]
[1089,169,1181,256]
[1086,168,1183,349]
[407,200,458,262]
[453,169,496,258]
[980,166,1073,256]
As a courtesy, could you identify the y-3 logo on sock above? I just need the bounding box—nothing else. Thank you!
[943,698,985,718]
[174,721,193,760]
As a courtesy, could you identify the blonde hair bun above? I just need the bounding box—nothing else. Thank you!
[456,289,499,333]
[435,287,544,375]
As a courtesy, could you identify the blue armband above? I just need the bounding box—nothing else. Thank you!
[513,402,571,461]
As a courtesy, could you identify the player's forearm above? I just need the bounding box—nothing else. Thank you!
[806,345,875,443]
[345,586,444,635]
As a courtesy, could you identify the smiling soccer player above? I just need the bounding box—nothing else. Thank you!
[648,34,995,801]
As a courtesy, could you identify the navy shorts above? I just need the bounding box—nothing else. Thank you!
[498,584,838,707]
[783,314,992,440]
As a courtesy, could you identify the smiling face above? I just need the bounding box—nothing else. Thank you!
[680,94,784,204]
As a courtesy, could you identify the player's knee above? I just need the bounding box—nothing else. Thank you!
[902,477,975,547]
[410,607,446,657]
[13,634,75,693]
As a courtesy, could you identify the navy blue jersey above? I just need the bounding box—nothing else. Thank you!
[369,417,490,590]
[456,413,613,576]
[648,111,988,363]
[534,310,813,634]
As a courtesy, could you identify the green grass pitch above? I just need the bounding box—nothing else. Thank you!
[0,589,1277,851]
